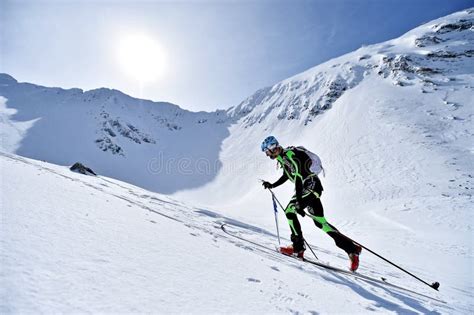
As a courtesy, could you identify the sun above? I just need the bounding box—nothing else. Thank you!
[117,34,167,83]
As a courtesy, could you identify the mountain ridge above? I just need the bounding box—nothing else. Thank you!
[0,8,472,197]
[226,8,473,127]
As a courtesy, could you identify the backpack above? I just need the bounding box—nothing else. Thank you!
[296,146,325,177]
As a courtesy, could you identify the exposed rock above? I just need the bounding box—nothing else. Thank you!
[95,138,124,156]
[415,67,440,75]
[70,162,97,176]
[434,20,473,34]
[427,51,461,59]
[415,35,444,47]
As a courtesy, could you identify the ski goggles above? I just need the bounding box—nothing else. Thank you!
[262,143,278,152]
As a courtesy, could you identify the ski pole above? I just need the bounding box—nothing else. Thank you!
[303,239,319,261]
[268,188,318,261]
[262,182,439,290]
[259,179,281,245]
[260,179,281,246]
[271,192,281,245]
[337,232,440,291]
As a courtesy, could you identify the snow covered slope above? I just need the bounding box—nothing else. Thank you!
[173,8,474,311]
[174,8,474,233]
[227,9,473,126]
[0,74,231,193]
[0,153,461,313]
[1,8,473,313]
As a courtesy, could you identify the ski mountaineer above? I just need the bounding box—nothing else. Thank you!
[260,136,362,271]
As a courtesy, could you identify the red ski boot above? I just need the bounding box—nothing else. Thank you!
[279,245,294,256]
[349,245,362,272]
[349,253,359,272]
[279,245,305,259]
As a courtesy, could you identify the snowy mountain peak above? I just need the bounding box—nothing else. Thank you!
[227,8,473,127]
[0,75,234,193]
[1,9,472,197]
[0,73,18,84]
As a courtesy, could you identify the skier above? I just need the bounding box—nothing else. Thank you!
[260,136,362,271]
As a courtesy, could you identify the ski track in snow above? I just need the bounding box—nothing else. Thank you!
[1,152,468,314]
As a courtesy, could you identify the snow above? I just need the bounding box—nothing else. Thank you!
[0,153,458,313]
[1,8,473,314]
[0,74,232,194]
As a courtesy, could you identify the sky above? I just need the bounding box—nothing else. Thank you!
[1,0,472,112]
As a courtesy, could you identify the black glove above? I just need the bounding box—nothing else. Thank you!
[262,181,273,189]
[295,202,305,217]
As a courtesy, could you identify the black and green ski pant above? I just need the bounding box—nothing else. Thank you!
[285,191,359,255]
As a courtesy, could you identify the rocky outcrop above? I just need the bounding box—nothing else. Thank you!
[95,111,156,156]
[70,162,97,176]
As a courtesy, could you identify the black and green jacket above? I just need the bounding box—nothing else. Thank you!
[272,146,323,204]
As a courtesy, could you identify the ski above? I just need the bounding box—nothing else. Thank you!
[220,223,446,304]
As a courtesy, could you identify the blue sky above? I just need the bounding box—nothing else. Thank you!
[1,0,472,111]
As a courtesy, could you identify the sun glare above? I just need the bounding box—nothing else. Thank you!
[117,34,166,83]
